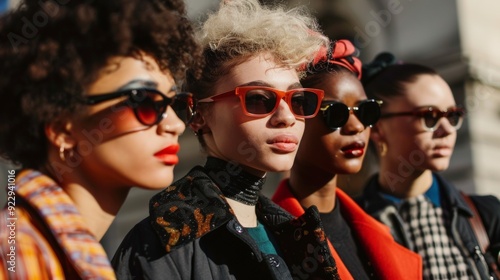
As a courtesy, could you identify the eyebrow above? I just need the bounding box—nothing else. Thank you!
[117,79,159,91]
[238,80,303,90]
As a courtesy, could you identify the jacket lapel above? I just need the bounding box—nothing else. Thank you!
[337,189,422,279]
[272,179,354,280]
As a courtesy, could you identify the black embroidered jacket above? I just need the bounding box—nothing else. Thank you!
[112,166,339,280]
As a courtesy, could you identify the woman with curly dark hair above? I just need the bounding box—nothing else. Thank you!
[0,0,201,278]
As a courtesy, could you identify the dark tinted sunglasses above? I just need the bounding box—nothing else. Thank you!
[321,99,382,130]
[380,106,465,131]
[198,86,324,118]
[85,88,194,126]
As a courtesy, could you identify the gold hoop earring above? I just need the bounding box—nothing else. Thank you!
[379,142,387,157]
[59,145,74,162]
[59,145,66,161]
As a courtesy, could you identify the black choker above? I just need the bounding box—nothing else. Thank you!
[204,157,265,206]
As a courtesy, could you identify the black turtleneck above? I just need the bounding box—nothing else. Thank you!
[319,201,374,279]
[203,157,265,206]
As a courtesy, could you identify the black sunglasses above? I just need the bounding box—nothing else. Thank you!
[84,88,195,126]
[321,99,383,130]
[380,106,465,131]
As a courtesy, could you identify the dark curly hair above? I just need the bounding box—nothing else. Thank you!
[0,0,202,169]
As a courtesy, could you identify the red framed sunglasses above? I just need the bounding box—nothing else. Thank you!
[197,86,324,118]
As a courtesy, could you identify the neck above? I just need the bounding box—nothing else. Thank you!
[204,157,265,206]
[204,157,265,228]
[226,198,257,227]
[378,163,433,198]
[43,162,129,240]
[289,160,337,213]
[63,181,128,240]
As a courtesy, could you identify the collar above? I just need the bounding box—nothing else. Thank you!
[380,174,441,207]
[149,166,293,253]
[204,156,265,206]
[361,173,473,217]
[15,169,115,279]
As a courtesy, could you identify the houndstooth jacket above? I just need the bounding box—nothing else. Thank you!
[357,172,500,280]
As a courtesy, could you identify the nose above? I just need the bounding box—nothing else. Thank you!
[433,117,454,137]
[340,110,365,135]
[269,99,296,128]
[157,106,186,135]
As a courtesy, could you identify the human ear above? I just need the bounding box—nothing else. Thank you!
[189,110,209,135]
[44,118,77,150]
[370,122,389,157]
[369,122,384,144]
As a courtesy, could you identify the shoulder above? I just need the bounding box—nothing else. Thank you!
[147,167,234,252]
[112,217,196,279]
[468,194,500,211]
[468,194,500,234]
[355,174,391,214]
[0,208,64,278]
[114,215,236,280]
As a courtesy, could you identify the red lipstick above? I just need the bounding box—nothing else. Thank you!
[341,141,365,158]
[154,144,180,165]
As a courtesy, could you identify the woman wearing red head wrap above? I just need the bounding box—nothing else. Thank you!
[272,40,422,279]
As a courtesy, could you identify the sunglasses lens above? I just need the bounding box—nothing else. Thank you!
[446,109,464,127]
[244,89,277,115]
[171,93,194,124]
[290,91,320,117]
[356,101,381,127]
[419,107,465,130]
[130,90,165,125]
[324,103,349,129]
[421,110,439,129]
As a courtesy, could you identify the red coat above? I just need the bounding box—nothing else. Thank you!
[272,179,422,280]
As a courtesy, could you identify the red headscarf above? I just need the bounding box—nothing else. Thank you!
[309,39,362,79]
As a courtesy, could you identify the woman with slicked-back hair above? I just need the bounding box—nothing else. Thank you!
[357,53,500,280]
[0,0,201,278]
[111,0,343,279]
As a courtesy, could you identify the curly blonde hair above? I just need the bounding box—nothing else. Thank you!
[186,0,328,99]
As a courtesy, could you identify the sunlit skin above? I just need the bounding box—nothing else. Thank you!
[194,52,306,177]
[370,74,458,198]
[191,52,306,226]
[289,71,370,212]
[43,54,185,239]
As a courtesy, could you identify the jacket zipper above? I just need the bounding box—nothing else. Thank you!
[451,208,485,279]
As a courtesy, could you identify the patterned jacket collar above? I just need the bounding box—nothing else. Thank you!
[15,169,115,279]
[151,167,339,279]
[149,166,293,253]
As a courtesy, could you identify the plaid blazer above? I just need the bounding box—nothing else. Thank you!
[0,169,115,279]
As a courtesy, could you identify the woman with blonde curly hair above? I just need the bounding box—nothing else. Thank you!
[0,0,200,278]
[111,0,340,279]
